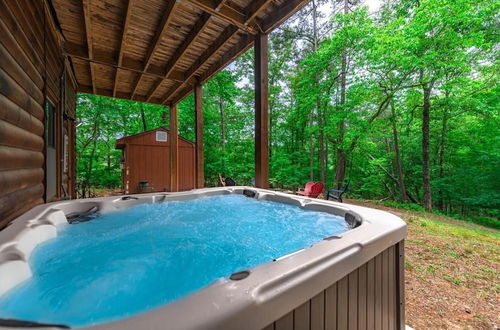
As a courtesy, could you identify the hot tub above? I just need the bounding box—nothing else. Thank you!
[0,187,406,330]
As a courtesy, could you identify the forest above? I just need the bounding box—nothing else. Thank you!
[76,0,499,227]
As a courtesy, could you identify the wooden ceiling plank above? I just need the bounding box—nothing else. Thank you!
[171,34,253,104]
[245,0,274,24]
[66,50,184,82]
[130,0,178,100]
[64,43,184,81]
[162,0,275,104]
[261,0,310,33]
[160,25,239,104]
[113,0,134,97]
[82,0,96,94]
[145,12,212,102]
[145,0,229,102]
[182,0,256,34]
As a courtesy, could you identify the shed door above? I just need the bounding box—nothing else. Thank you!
[45,100,57,201]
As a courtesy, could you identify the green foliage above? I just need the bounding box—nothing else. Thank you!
[76,0,499,227]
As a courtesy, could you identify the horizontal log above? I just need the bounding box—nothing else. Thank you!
[0,120,44,152]
[0,184,43,227]
[0,14,43,89]
[0,197,43,229]
[5,0,44,61]
[0,41,44,104]
[0,67,44,121]
[0,198,44,230]
[0,146,44,170]
[0,0,44,73]
[0,168,44,197]
[0,93,44,136]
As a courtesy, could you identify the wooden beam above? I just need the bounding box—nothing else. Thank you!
[146,12,212,102]
[170,33,253,104]
[261,0,310,33]
[244,0,274,24]
[163,0,273,104]
[182,0,256,34]
[82,0,96,94]
[146,0,230,102]
[194,84,204,188]
[254,32,269,189]
[78,85,133,100]
[130,0,178,100]
[161,26,239,104]
[65,49,184,82]
[113,0,134,97]
[169,104,179,192]
[64,43,184,81]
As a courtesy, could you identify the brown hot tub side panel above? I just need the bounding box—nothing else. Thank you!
[262,242,405,330]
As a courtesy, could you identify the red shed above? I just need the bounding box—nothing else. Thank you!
[115,128,195,193]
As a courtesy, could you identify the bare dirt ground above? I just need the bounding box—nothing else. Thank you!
[346,199,499,330]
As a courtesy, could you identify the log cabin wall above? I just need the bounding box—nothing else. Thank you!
[0,0,77,228]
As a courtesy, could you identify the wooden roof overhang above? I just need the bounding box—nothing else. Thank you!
[50,0,310,106]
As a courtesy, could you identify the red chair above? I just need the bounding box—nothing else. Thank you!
[296,182,324,198]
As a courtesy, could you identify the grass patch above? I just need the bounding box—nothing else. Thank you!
[380,201,500,230]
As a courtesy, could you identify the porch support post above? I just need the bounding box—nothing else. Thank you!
[254,32,269,189]
[195,83,204,188]
[169,103,179,192]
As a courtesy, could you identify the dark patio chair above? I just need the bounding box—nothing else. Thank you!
[326,181,350,203]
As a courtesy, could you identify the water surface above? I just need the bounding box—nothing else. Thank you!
[0,194,348,327]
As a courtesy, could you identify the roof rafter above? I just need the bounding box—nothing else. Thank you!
[160,25,239,104]
[161,0,274,104]
[113,0,134,97]
[82,0,96,94]
[65,43,184,81]
[130,0,178,100]
[182,0,256,34]
[172,33,253,104]
[145,12,212,102]
[146,0,229,102]
[261,0,310,33]
[65,48,184,81]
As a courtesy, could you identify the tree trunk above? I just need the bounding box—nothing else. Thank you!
[308,112,314,181]
[390,100,407,202]
[333,0,349,190]
[368,154,418,203]
[219,95,225,173]
[334,149,346,190]
[311,0,326,185]
[422,81,433,211]
[161,108,168,127]
[140,108,147,131]
[438,105,448,210]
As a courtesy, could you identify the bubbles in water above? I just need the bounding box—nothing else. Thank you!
[0,195,348,328]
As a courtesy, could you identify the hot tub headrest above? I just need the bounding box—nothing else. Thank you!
[243,189,257,198]
[345,212,362,228]
[66,206,100,224]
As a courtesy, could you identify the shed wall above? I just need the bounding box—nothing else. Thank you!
[261,242,405,330]
[0,0,76,228]
[120,130,195,193]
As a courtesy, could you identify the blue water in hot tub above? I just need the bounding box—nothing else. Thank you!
[0,194,348,327]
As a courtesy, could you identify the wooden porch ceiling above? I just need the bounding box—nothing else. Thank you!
[51,0,310,105]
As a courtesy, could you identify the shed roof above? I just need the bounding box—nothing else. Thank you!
[51,0,310,105]
[115,127,194,149]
